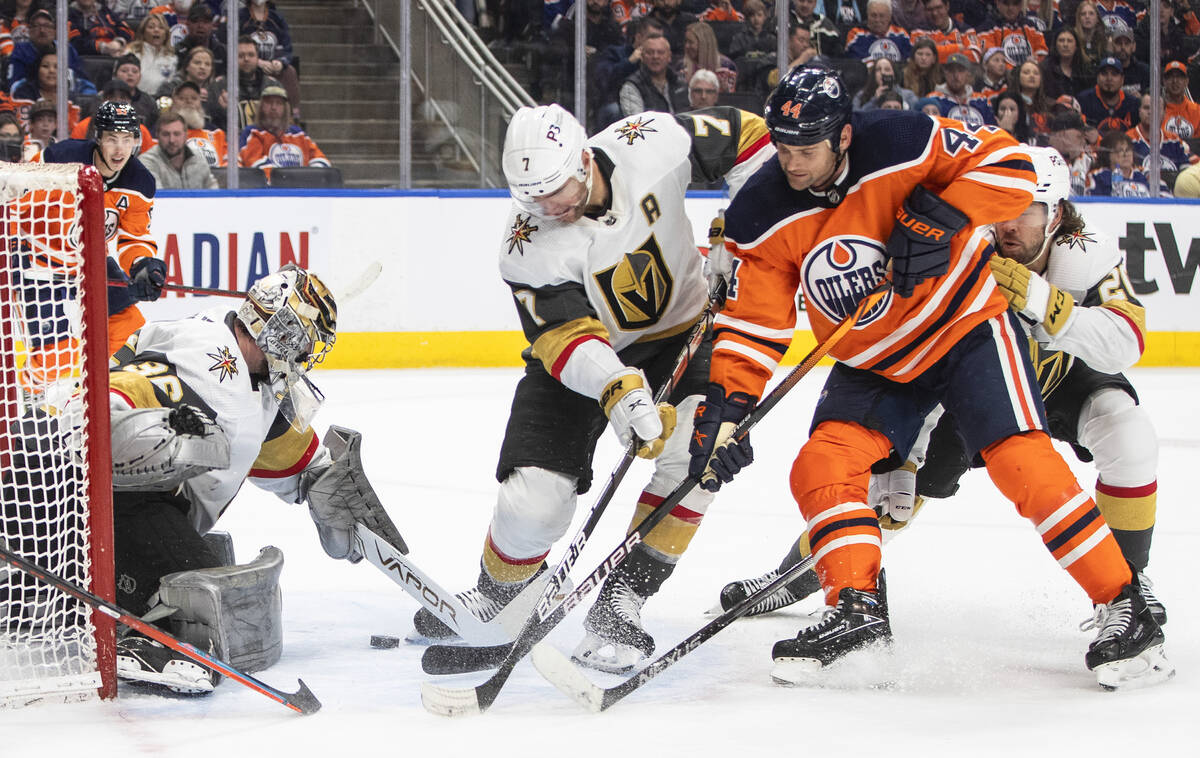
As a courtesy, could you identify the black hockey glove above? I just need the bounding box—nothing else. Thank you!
[688,383,756,492]
[130,256,167,301]
[106,257,138,315]
[885,185,968,298]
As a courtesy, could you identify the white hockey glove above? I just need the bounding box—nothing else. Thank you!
[600,368,676,459]
[704,211,733,302]
[989,256,1075,336]
[871,459,918,525]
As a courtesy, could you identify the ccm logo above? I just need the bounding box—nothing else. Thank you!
[895,209,947,240]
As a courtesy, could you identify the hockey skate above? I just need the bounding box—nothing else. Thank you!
[1137,572,1167,626]
[770,580,891,686]
[1082,578,1174,691]
[116,635,214,694]
[572,576,655,674]
[409,566,540,645]
[716,567,822,617]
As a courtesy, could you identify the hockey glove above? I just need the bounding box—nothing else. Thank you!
[601,368,677,459]
[687,383,755,492]
[106,257,138,315]
[704,211,733,304]
[869,459,918,525]
[130,256,167,301]
[886,185,969,297]
[988,255,1075,337]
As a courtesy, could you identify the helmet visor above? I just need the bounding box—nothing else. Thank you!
[271,372,325,432]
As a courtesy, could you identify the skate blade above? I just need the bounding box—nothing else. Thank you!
[1095,644,1175,691]
[771,641,897,690]
[571,632,646,675]
[117,664,214,694]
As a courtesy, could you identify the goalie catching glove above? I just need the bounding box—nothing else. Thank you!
[601,368,676,459]
[886,185,969,297]
[988,255,1075,336]
[687,383,755,492]
[110,405,230,491]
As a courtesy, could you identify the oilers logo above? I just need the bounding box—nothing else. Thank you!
[867,38,902,62]
[1165,115,1194,139]
[267,142,305,167]
[1002,33,1032,65]
[946,104,986,130]
[104,208,119,241]
[801,237,890,324]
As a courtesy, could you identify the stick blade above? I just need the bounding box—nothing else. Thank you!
[421,680,484,717]
[287,679,323,715]
[339,261,382,300]
[530,642,605,713]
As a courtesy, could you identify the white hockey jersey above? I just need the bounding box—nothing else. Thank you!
[498,107,772,390]
[108,310,327,533]
[1019,226,1147,391]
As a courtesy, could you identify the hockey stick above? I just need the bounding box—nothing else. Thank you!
[420,281,891,716]
[419,299,718,700]
[111,260,384,301]
[356,523,558,646]
[532,552,819,712]
[0,540,321,715]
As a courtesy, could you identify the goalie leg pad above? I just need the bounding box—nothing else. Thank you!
[156,546,284,674]
[303,426,408,561]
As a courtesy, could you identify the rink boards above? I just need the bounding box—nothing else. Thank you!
[138,190,1200,368]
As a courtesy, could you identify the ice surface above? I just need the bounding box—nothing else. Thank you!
[3,367,1195,757]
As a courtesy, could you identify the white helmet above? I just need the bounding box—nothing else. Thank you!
[502,104,589,216]
[1027,145,1071,215]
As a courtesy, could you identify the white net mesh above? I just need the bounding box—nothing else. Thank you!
[0,163,104,706]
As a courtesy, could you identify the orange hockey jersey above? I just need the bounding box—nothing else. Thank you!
[713,110,1035,400]
[239,126,330,169]
[187,127,229,167]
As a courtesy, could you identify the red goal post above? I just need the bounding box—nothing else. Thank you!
[0,163,115,705]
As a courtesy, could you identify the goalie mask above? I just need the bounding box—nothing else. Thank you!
[236,264,337,430]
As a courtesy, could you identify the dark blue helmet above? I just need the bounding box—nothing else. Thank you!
[763,66,852,147]
[92,101,140,136]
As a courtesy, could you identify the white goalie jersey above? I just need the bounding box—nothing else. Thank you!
[108,310,329,533]
[498,107,772,393]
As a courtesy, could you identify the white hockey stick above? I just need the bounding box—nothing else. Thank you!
[337,260,382,300]
[354,524,559,646]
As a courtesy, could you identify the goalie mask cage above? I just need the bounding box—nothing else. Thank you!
[0,163,115,706]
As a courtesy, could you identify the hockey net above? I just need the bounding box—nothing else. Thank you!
[0,163,115,706]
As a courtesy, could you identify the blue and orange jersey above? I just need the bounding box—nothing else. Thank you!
[37,138,158,274]
[845,25,913,62]
[713,110,1035,400]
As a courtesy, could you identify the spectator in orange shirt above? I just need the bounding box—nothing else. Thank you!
[1162,60,1200,140]
[0,0,40,56]
[238,84,330,170]
[170,80,227,167]
[698,0,743,23]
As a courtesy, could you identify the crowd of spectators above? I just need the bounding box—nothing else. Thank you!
[0,1,330,189]
[496,0,1200,196]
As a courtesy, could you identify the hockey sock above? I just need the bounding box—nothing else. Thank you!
[983,432,1131,604]
[481,530,547,585]
[1095,479,1156,572]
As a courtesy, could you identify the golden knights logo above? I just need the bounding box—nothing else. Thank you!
[1029,338,1073,399]
[1057,229,1096,252]
[801,236,890,324]
[615,116,657,145]
[207,345,240,382]
[506,213,539,255]
[593,235,673,330]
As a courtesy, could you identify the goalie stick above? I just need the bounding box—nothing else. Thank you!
[420,281,891,716]
[0,540,321,715]
[532,552,818,712]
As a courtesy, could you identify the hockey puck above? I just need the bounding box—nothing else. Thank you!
[370,634,401,650]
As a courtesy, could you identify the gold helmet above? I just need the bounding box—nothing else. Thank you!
[237,263,337,429]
